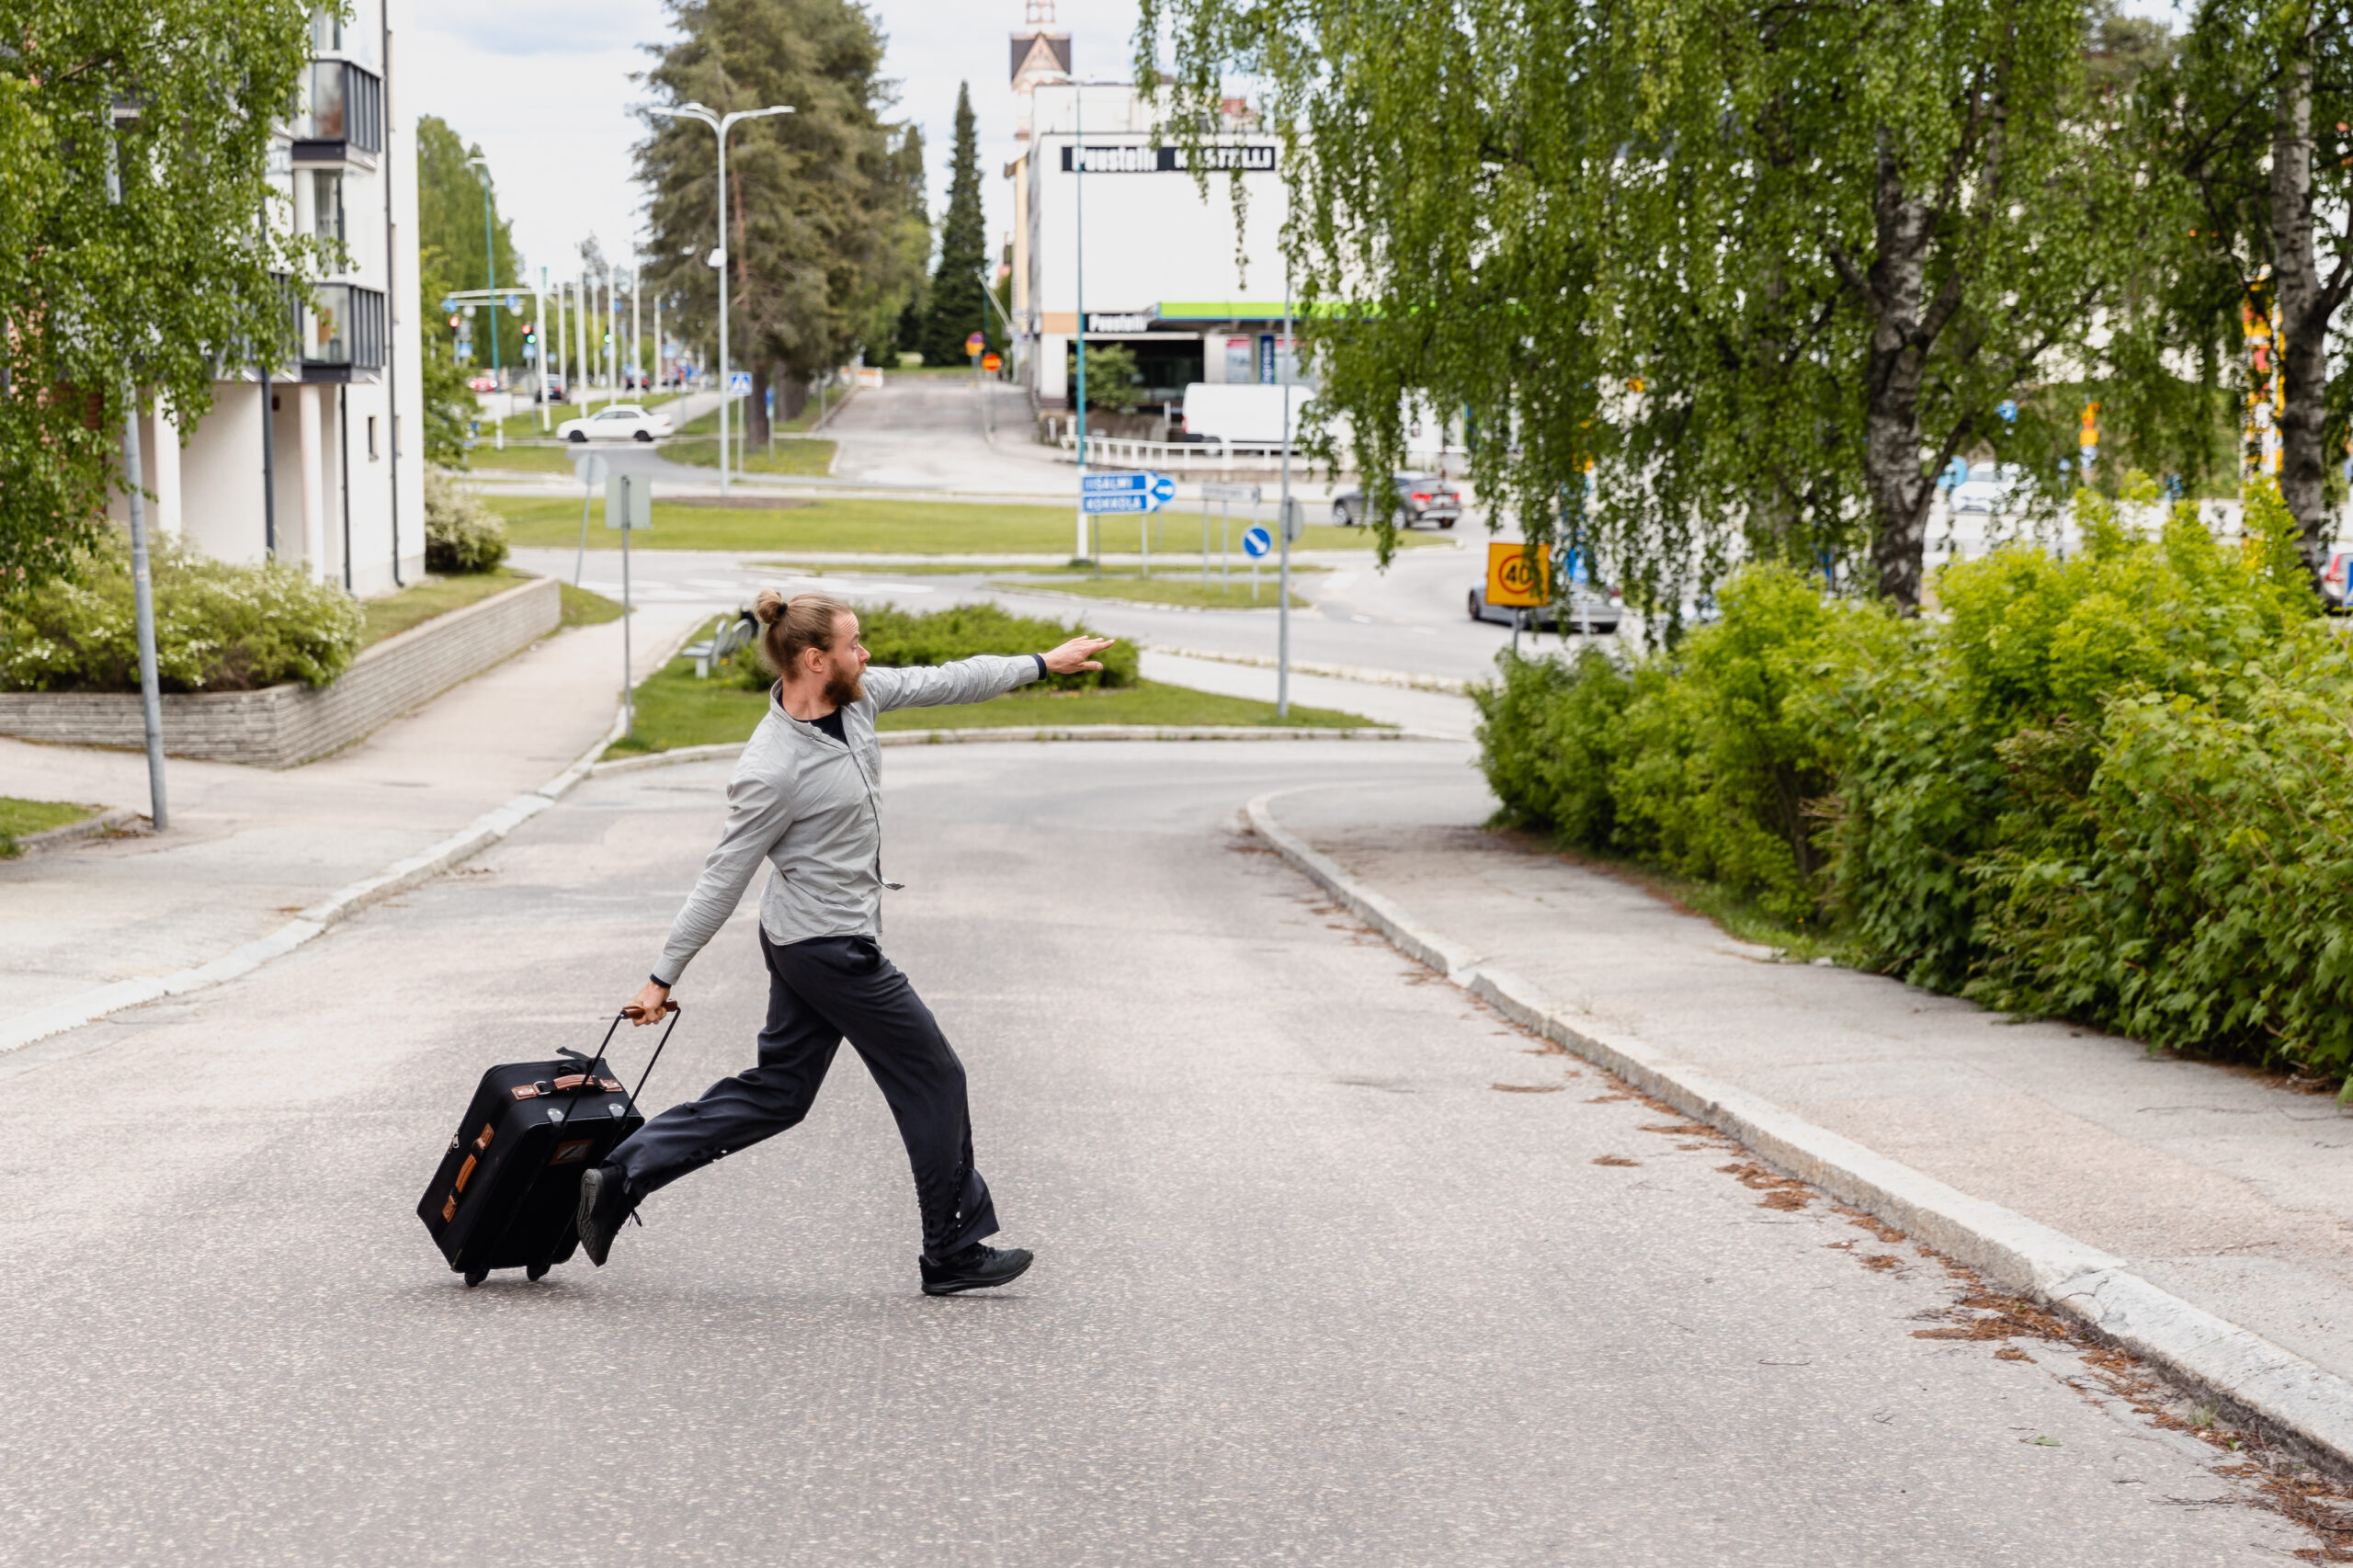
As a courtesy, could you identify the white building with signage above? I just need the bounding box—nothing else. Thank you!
[109,2,425,597]
[1002,15,1305,415]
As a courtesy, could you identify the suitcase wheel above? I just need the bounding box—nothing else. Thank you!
[527,1263,551,1283]
[464,1267,489,1288]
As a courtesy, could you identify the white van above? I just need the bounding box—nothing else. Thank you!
[1180,383,1333,446]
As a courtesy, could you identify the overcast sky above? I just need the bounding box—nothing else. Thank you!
[408,0,2180,289]
[407,0,1142,285]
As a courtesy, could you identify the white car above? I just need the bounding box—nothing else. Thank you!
[1949,460,2024,515]
[557,404,672,444]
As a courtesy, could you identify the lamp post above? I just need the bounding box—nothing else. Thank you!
[467,156,502,449]
[651,100,792,496]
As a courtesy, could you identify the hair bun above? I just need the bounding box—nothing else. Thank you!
[752,587,786,626]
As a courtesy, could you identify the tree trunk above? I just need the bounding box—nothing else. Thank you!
[2269,51,2330,580]
[1860,158,1938,610]
[747,362,773,449]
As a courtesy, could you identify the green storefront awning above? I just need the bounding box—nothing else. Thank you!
[1154,301,1290,324]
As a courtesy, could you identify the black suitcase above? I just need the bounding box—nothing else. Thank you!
[417,1006,680,1286]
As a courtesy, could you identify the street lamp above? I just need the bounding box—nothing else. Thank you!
[650,100,792,495]
[467,155,502,449]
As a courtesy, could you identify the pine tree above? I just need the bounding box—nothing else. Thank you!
[921,83,988,366]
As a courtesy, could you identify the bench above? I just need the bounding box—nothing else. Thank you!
[683,611,757,679]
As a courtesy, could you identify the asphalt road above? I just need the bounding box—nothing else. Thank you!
[0,742,2296,1563]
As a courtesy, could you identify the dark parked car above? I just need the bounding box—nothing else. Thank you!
[1332,473,1462,528]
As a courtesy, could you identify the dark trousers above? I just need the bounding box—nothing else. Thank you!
[610,932,998,1263]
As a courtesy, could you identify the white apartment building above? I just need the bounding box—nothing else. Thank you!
[1003,11,1304,412]
[109,2,425,597]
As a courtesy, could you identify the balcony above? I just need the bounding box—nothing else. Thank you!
[291,60,382,166]
[301,283,387,381]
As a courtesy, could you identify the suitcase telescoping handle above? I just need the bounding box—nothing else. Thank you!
[572,1001,681,1127]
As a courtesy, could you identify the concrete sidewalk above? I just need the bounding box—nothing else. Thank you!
[0,603,709,1041]
[1261,772,2353,1428]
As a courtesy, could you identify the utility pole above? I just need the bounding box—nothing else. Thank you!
[107,106,168,830]
[1277,270,1294,719]
[653,100,793,496]
[467,155,501,449]
[573,276,587,415]
[536,267,550,431]
[1073,82,1089,562]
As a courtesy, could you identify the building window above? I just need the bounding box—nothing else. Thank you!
[302,284,388,370]
[312,170,344,250]
[367,415,379,460]
[311,8,342,52]
[298,62,382,153]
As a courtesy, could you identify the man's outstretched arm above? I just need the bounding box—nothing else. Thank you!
[867,636,1117,711]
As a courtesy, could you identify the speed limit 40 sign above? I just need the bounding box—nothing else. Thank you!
[1486,542,1551,608]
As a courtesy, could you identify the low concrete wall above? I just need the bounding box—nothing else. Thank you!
[0,575,562,768]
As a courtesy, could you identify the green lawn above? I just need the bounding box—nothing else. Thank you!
[560,581,624,627]
[0,797,101,856]
[461,443,595,478]
[672,399,834,438]
[484,493,1441,556]
[360,569,536,647]
[660,435,836,476]
[606,647,1377,757]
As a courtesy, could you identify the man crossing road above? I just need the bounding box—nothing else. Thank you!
[576,590,1115,1294]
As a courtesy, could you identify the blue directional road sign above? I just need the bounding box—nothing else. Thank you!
[1241,525,1274,558]
[1080,471,1177,515]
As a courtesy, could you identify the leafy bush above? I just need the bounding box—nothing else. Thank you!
[0,533,362,692]
[1069,343,1142,415]
[1479,478,2353,1079]
[722,600,1138,692]
[424,470,509,574]
[1479,564,1846,926]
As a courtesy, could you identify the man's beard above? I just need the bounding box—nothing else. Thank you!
[822,663,865,710]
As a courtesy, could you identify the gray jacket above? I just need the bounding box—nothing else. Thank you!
[652,654,1043,984]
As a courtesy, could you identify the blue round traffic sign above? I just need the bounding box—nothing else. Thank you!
[1242,526,1273,558]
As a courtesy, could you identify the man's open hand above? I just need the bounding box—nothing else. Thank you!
[1041,635,1117,675]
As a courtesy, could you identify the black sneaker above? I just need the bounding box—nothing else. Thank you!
[575,1164,631,1267]
[920,1242,1034,1296]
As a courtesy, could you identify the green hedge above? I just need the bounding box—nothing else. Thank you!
[1478,479,2353,1080]
[0,534,362,692]
[721,600,1139,692]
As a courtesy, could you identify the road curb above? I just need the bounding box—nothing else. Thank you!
[9,805,142,857]
[1150,646,1474,695]
[590,724,1457,777]
[1244,786,2353,1477]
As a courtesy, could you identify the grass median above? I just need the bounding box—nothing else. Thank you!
[989,573,1313,610]
[484,493,1441,556]
[0,797,101,858]
[608,642,1379,757]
